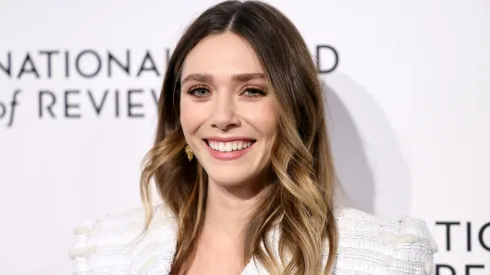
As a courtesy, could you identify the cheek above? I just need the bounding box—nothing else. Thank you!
[242,100,278,138]
[180,98,205,135]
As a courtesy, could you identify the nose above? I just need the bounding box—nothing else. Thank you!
[210,94,240,131]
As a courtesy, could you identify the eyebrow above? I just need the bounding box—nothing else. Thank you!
[181,73,265,84]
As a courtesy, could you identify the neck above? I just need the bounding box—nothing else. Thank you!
[203,179,270,240]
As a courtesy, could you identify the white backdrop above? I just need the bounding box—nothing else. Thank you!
[0,0,489,274]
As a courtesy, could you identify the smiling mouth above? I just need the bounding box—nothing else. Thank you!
[204,139,256,152]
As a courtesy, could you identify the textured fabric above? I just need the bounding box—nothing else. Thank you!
[69,205,437,275]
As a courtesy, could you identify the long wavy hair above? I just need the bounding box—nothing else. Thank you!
[140,1,338,274]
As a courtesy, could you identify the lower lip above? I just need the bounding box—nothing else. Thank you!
[204,140,255,161]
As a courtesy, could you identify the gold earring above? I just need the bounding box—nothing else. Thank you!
[185,145,194,161]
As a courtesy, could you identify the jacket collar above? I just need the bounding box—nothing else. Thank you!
[133,205,269,275]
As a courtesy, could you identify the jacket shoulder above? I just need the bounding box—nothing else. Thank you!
[332,208,438,275]
[68,206,155,274]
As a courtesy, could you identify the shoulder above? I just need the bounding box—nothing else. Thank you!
[331,207,438,275]
[69,204,176,274]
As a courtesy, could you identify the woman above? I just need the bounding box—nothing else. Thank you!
[70,1,437,274]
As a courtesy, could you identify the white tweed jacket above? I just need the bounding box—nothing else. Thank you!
[69,205,437,275]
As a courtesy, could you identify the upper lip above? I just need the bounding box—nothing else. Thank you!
[204,136,256,142]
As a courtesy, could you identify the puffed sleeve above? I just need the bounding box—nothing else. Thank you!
[381,215,438,274]
[333,208,438,275]
[68,208,146,275]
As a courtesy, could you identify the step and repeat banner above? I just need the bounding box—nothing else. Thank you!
[0,0,489,274]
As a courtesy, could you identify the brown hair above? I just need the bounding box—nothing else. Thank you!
[140,1,338,274]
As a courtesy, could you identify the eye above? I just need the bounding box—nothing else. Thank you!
[242,88,267,98]
[187,86,210,97]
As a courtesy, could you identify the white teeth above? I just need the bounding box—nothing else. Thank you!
[225,143,232,152]
[207,140,254,152]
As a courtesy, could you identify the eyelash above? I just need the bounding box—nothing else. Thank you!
[186,86,267,98]
[187,86,210,97]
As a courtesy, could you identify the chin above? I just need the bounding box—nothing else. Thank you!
[206,170,252,187]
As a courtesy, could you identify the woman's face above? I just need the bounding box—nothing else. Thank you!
[180,32,277,188]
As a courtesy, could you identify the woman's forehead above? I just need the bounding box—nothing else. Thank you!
[181,32,264,79]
